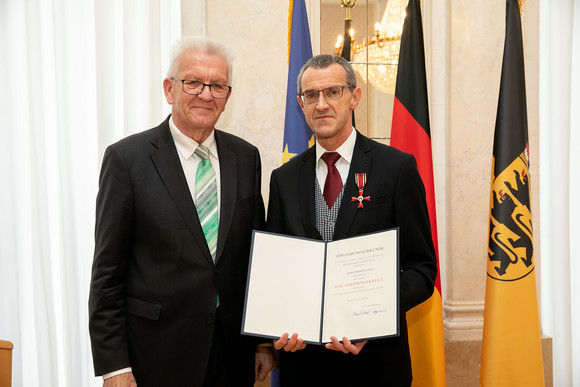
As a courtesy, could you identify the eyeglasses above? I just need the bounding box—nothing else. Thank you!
[299,85,354,104]
[171,78,231,99]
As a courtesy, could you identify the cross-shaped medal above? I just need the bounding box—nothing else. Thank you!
[351,173,370,208]
[352,189,370,208]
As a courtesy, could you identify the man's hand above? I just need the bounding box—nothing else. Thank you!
[103,372,137,387]
[255,345,276,382]
[273,333,306,352]
[324,336,367,355]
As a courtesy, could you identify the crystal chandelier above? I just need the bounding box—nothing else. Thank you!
[335,0,407,94]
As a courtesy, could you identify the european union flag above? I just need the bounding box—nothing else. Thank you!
[271,5,313,386]
[282,0,313,164]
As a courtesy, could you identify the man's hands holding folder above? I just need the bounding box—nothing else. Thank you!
[325,336,367,355]
[274,333,367,355]
[273,333,306,352]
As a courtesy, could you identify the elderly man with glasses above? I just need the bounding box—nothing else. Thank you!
[89,36,275,387]
[265,54,437,386]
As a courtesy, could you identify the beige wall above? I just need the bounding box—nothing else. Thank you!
[183,0,541,343]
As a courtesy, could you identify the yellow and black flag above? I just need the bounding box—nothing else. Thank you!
[481,0,544,385]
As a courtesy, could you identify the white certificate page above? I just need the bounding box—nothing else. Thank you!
[242,232,327,343]
[322,229,399,342]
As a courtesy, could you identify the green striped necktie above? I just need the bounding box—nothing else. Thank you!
[195,144,218,262]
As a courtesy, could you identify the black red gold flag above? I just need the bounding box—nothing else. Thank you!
[390,1,446,385]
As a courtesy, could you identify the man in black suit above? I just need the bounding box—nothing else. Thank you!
[89,36,275,387]
[266,55,437,386]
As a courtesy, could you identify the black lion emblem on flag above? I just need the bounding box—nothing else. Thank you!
[488,155,534,281]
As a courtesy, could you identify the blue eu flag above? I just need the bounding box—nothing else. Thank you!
[281,0,313,164]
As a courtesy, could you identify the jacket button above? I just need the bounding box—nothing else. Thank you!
[207,317,214,325]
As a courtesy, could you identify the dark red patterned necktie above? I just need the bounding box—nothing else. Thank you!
[321,152,343,209]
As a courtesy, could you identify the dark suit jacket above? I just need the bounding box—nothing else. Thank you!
[266,131,437,386]
[88,116,265,387]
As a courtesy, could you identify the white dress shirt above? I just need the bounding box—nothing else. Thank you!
[169,117,221,212]
[315,127,357,188]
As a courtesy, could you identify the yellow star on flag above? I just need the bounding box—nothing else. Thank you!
[282,144,297,164]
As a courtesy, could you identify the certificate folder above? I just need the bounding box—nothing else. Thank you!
[242,228,399,344]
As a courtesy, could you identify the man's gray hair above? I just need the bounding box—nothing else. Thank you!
[166,36,235,84]
[296,54,357,95]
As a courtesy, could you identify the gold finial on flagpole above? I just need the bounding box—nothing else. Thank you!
[340,0,356,20]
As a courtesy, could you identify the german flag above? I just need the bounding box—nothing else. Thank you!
[390,1,446,386]
[481,0,544,385]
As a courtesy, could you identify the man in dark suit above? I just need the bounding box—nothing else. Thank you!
[266,55,437,386]
[89,36,275,387]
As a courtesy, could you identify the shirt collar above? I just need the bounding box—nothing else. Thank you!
[315,127,357,164]
[169,116,217,160]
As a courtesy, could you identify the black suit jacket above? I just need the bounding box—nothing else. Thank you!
[88,116,265,387]
[266,132,436,386]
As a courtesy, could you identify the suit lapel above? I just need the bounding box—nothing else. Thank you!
[333,132,372,240]
[149,118,214,266]
[214,130,236,264]
[299,148,323,240]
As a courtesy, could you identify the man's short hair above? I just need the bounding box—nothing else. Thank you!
[166,36,235,84]
[296,54,357,95]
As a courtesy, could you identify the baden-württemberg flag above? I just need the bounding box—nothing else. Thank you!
[481,0,544,385]
[282,0,313,164]
[390,1,446,385]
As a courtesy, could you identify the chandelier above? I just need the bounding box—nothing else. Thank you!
[335,0,407,94]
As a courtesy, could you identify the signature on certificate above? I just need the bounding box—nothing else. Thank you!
[354,308,387,316]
